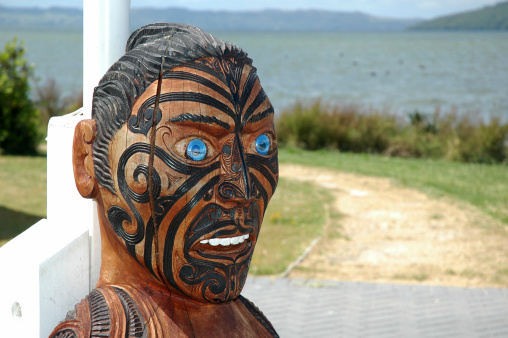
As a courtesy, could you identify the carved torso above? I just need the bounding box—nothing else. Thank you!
[51,286,277,337]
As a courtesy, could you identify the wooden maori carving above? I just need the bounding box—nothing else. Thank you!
[51,23,279,337]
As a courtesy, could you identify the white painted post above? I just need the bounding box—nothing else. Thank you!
[83,0,131,117]
[83,0,131,289]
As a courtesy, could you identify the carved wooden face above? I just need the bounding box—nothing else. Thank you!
[101,57,278,303]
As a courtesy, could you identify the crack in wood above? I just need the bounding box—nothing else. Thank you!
[148,56,164,283]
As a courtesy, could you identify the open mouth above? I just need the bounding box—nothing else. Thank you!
[199,234,249,246]
[192,233,253,260]
[185,203,260,260]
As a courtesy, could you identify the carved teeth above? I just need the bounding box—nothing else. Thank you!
[200,234,249,246]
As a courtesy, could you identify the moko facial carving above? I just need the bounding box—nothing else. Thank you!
[51,23,279,337]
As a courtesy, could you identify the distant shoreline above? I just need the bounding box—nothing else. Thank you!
[0,6,417,32]
[1,3,507,31]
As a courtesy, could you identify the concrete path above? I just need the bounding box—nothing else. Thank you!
[242,277,508,337]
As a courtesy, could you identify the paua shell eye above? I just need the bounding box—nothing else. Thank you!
[255,134,270,155]
[186,138,207,161]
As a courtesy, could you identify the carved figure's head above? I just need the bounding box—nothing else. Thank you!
[72,23,278,303]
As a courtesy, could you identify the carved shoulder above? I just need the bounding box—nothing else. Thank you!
[237,295,279,338]
[49,296,91,338]
[50,286,149,338]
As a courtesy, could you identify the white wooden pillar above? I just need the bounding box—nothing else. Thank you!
[83,0,131,288]
[83,0,131,117]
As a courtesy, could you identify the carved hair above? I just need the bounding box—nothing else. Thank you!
[92,23,253,193]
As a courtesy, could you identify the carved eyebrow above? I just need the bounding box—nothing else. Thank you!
[245,106,274,125]
[169,113,231,130]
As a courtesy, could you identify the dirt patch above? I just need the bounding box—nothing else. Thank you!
[281,164,508,287]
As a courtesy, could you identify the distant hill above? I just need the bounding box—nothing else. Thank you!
[0,6,82,28]
[0,6,420,32]
[130,8,420,32]
[409,1,508,30]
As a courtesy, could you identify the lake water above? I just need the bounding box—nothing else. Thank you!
[1,28,507,119]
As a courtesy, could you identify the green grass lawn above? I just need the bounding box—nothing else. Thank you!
[279,148,508,224]
[0,155,47,246]
[251,178,330,275]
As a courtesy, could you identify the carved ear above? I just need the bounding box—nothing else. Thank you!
[73,119,98,198]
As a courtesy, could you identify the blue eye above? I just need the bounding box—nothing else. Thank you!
[255,134,270,155]
[186,139,207,161]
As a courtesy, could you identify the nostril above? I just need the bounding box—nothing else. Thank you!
[231,164,241,173]
[222,145,231,157]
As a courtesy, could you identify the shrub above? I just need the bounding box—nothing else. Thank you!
[455,117,508,164]
[62,90,83,115]
[275,100,508,164]
[276,100,398,153]
[35,78,83,128]
[478,118,508,163]
[0,39,41,154]
[346,112,397,153]
[35,78,67,127]
[276,100,331,150]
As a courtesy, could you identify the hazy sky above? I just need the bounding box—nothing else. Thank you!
[0,0,502,19]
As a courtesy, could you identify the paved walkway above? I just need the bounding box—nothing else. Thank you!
[242,277,508,337]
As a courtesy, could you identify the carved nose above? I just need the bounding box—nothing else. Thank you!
[218,136,251,201]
